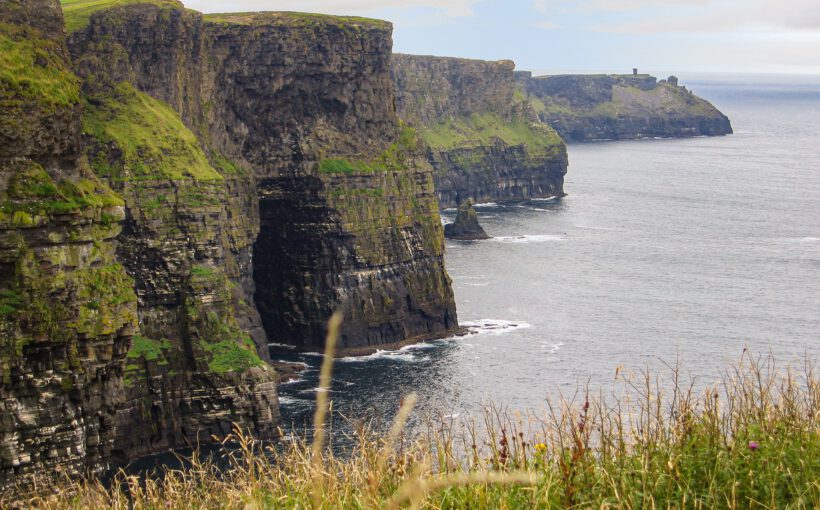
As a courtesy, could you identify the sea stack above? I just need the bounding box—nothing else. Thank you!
[445,199,491,240]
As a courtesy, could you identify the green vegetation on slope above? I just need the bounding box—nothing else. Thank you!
[0,159,124,224]
[204,11,391,31]
[83,82,224,182]
[421,113,563,154]
[0,22,80,108]
[318,126,418,175]
[60,0,184,33]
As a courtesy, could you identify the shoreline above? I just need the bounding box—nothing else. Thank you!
[268,326,469,359]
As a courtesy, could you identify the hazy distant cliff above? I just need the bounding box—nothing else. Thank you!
[516,72,732,142]
[392,55,567,208]
[1,0,457,490]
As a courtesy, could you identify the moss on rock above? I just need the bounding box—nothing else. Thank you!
[82,82,224,182]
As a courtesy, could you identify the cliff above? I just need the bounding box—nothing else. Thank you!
[515,72,732,142]
[0,0,457,491]
[1,0,138,488]
[392,55,567,209]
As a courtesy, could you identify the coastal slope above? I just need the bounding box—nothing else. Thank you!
[392,55,567,208]
[516,72,732,142]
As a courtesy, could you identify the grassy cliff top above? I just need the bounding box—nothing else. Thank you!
[0,21,80,108]
[526,81,723,119]
[60,0,185,32]
[203,11,391,31]
[421,113,563,154]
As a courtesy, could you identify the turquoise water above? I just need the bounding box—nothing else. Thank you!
[275,75,820,443]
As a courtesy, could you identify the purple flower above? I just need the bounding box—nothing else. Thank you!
[748,441,759,451]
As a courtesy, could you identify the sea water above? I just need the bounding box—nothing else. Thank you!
[275,74,820,445]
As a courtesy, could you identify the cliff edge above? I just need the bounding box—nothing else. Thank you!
[0,0,458,491]
[392,55,568,209]
[516,71,732,142]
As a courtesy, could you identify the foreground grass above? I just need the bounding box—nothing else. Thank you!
[9,333,819,508]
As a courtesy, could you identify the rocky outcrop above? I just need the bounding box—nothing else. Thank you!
[392,54,568,209]
[444,199,489,240]
[515,71,732,142]
[0,0,138,490]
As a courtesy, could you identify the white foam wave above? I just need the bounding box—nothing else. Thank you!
[514,205,552,212]
[460,319,532,336]
[337,349,428,363]
[491,234,565,244]
[399,342,437,351]
[277,395,306,405]
[530,196,559,202]
[268,342,297,350]
[473,202,499,208]
[541,341,564,354]
[276,360,309,368]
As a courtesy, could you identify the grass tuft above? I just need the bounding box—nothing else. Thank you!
[60,0,185,33]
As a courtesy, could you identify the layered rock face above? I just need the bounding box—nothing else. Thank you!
[0,0,137,489]
[1,0,458,489]
[516,72,733,142]
[66,4,279,460]
[203,15,457,352]
[392,55,567,208]
[0,0,455,476]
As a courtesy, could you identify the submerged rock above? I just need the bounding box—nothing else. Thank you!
[445,200,490,240]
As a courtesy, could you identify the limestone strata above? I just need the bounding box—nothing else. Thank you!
[0,0,137,490]
[392,54,567,208]
[516,72,733,142]
[1,0,459,489]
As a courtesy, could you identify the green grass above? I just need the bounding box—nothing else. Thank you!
[203,11,390,31]
[203,340,264,375]
[318,126,418,175]
[10,344,817,509]
[0,160,125,220]
[421,113,563,154]
[0,22,80,108]
[60,0,184,33]
[0,289,23,317]
[83,82,223,182]
[126,334,171,363]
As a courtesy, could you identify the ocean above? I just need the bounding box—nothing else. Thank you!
[275,74,820,444]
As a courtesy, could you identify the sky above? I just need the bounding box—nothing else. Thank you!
[185,0,820,75]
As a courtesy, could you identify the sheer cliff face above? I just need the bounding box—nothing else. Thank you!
[202,16,457,351]
[0,0,137,489]
[516,73,733,142]
[57,3,454,464]
[1,0,457,487]
[391,54,568,209]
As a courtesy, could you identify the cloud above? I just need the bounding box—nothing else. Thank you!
[185,0,483,17]
[534,20,560,29]
[533,0,713,14]
[535,0,820,34]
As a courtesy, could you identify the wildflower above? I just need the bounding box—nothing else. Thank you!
[534,443,547,453]
[748,441,759,451]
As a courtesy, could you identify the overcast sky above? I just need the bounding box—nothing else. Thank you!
[185,0,820,75]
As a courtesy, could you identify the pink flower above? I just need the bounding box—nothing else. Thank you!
[748,441,759,451]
